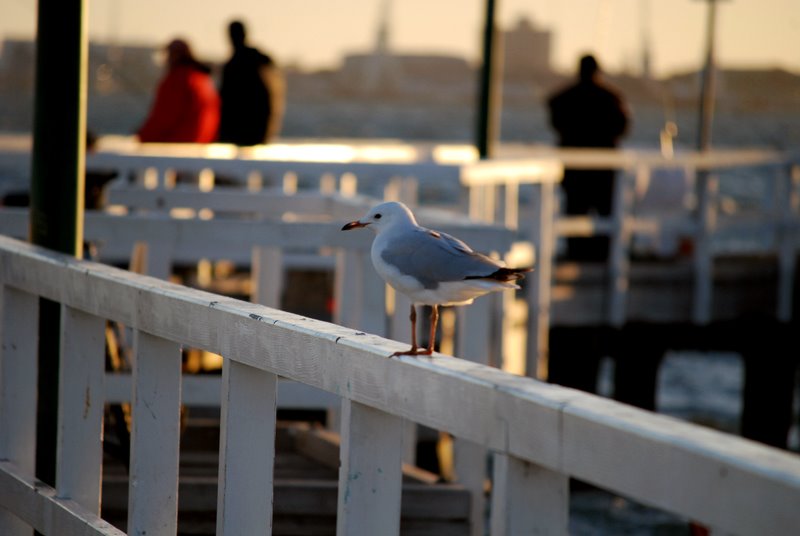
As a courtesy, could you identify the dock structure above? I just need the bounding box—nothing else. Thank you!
[1,138,800,534]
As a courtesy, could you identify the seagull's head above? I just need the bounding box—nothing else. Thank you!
[341,201,417,234]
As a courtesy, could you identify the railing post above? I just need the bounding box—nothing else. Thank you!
[456,302,492,536]
[128,330,182,536]
[776,164,799,322]
[693,169,718,324]
[217,360,278,535]
[0,285,38,535]
[526,180,555,380]
[607,170,635,327]
[334,249,387,337]
[251,246,283,308]
[336,399,404,535]
[56,306,105,512]
[490,453,569,535]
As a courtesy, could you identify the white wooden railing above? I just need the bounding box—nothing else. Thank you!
[2,235,800,535]
[462,148,800,378]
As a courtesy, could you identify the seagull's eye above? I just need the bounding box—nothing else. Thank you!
[374,213,382,220]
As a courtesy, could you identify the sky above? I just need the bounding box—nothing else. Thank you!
[3,0,800,78]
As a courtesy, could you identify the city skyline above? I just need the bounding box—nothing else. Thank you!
[3,0,800,78]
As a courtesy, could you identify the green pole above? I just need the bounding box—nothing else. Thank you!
[30,0,88,488]
[476,0,501,159]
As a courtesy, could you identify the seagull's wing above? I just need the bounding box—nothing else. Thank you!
[380,227,502,288]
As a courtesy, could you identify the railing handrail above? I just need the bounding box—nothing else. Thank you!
[2,234,800,535]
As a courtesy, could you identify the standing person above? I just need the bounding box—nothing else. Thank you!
[547,54,630,261]
[137,38,220,143]
[218,20,285,146]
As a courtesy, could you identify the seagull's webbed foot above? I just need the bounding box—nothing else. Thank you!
[390,346,433,357]
[389,304,438,358]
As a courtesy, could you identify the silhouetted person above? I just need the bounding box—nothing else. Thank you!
[548,54,630,261]
[218,21,285,146]
[137,38,220,143]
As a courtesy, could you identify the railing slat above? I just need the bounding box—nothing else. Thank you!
[456,301,492,536]
[127,330,182,535]
[0,285,38,535]
[56,306,106,513]
[0,461,125,536]
[490,452,569,535]
[217,360,277,535]
[251,246,283,308]
[336,399,403,535]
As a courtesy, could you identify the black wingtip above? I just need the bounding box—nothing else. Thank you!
[464,266,533,283]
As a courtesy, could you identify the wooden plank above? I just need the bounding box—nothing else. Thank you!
[104,372,338,409]
[0,286,38,469]
[0,286,38,536]
[56,306,106,513]
[490,452,569,535]
[216,360,277,535]
[561,391,800,536]
[452,438,485,536]
[0,461,125,536]
[127,330,182,535]
[337,399,404,535]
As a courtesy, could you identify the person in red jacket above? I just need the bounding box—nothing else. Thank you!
[137,38,220,143]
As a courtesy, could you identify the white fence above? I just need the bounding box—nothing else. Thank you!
[2,235,800,535]
[462,148,800,377]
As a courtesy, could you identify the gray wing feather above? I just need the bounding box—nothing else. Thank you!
[381,228,501,288]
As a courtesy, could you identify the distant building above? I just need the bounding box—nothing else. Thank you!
[87,41,162,95]
[502,16,553,81]
[0,39,36,91]
[0,38,161,95]
[337,53,473,98]
[334,0,474,99]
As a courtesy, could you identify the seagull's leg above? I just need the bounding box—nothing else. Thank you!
[424,304,439,355]
[391,304,421,357]
[409,304,419,351]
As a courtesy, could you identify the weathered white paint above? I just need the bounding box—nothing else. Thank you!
[127,330,182,536]
[0,461,125,536]
[0,285,38,536]
[217,360,278,535]
[490,452,569,536]
[337,399,404,535]
[104,372,338,408]
[56,306,106,513]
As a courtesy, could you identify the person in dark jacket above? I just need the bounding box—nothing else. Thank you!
[137,38,220,143]
[218,20,285,146]
[548,54,630,261]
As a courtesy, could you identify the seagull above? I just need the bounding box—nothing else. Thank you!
[341,201,532,356]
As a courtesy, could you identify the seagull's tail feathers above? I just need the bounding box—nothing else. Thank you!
[465,266,533,287]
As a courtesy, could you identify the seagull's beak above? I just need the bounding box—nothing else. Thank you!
[341,220,368,231]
